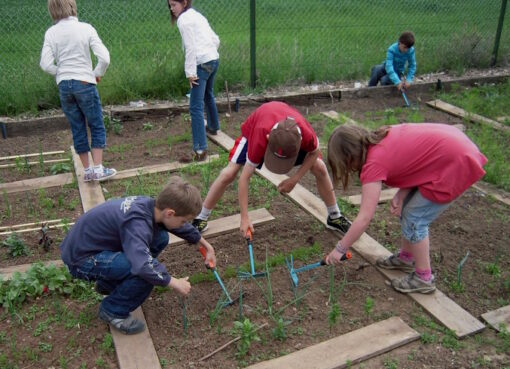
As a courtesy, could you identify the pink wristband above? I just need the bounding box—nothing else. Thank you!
[335,241,349,254]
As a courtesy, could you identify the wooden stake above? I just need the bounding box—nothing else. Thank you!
[0,150,65,161]
[198,322,268,362]
[225,80,232,116]
[0,158,70,169]
[0,219,63,232]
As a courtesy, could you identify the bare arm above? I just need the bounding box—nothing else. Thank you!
[238,164,257,235]
[326,181,382,264]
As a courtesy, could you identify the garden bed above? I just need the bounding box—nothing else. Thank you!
[1,83,509,368]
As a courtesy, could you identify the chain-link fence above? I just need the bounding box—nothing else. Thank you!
[1,0,508,116]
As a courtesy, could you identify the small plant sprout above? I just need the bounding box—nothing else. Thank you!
[456,250,470,289]
[50,162,72,175]
[232,318,261,359]
[272,317,287,341]
[2,190,11,218]
[364,296,374,316]
[143,122,154,131]
[2,232,30,257]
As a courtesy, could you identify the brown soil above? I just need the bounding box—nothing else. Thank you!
[1,86,509,369]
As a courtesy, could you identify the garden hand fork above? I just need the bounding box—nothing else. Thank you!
[199,246,236,307]
[237,229,268,279]
[286,251,352,288]
[400,75,410,107]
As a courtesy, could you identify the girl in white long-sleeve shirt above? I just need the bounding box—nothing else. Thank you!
[40,0,116,182]
[168,0,221,161]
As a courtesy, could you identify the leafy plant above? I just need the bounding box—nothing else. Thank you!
[2,233,30,257]
[50,162,72,175]
[484,262,501,277]
[143,122,154,131]
[232,318,261,359]
[364,296,374,316]
[328,302,341,329]
[271,317,287,341]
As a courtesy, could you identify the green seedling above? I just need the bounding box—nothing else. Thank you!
[457,250,469,287]
[49,162,72,175]
[232,318,261,359]
[143,122,154,131]
[364,296,374,316]
[2,190,11,218]
[271,316,287,341]
[2,233,30,257]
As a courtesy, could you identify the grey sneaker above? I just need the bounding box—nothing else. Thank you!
[391,272,436,294]
[99,308,145,335]
[326,215,351,234]
[94,167,117,182]
[192,218,208,233]
[83,171,94,182]
[376,253,415,273]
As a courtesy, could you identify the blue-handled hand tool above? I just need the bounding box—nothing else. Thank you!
[238,229,268,279]
[286,251,352,288]
[199,246,236,307]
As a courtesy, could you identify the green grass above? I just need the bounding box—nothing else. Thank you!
[439,81,510,192]
[1,0,508,115]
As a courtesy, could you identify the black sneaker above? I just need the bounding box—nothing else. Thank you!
[206,127,218,135]
[326,215,351,234]
[192,218,208,233]
[99,308,145,335]
[95,282,111,296]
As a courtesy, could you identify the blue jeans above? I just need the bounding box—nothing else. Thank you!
[58,80,106,154]
[189,59,220,152]
[67,230,169,318]
[400,190,451,243]
[368,64,393,87]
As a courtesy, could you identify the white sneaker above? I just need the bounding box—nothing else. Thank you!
[94,167,117,182]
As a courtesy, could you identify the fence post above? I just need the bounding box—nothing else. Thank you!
[250,0,257,89]
[491,0,508,66]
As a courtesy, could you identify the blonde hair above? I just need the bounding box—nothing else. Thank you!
[156,176,202,216]
[327,125,390,190]
[48,0,77,23]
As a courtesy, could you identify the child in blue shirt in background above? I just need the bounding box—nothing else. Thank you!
[369,31,416,92]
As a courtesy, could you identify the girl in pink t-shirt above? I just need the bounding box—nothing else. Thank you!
[325,123,487,294]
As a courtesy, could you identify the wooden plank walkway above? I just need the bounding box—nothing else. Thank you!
[209,130,485,338]
[0,173,74,194]
[427,99,510,133]
[246,317,420,369]
[482,305,510,332]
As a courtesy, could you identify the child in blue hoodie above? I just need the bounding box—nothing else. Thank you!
[369,31,416,91]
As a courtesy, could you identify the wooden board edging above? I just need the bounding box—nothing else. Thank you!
[0,173,74,194]
[246,317,419,369]
[481,305,510,332]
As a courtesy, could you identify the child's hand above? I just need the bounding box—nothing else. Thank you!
[96,76,101,83]
[188,76,199,89]
[205,248,217,269]
[240,218,254,238]
[169,276,191,296]
[277,178,297,193]
[326,248,344,265]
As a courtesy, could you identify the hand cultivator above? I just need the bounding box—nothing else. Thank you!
[238,229,268,279]
[285,251,352,289]
[199,246,237,307]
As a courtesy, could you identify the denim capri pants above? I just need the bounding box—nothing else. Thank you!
[400,189,451,243]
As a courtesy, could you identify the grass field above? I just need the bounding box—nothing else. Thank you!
[1,0,508,115]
